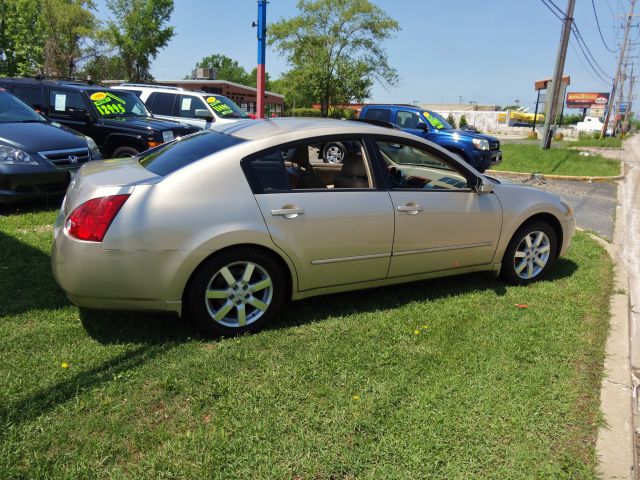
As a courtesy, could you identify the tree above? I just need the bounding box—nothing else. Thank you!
[41,0,97,78]
[446,112,457,129]
[0,0,45,76]
[459,115,468,129]
[106,0,174,82]
[269,0,400,117]
[195,54,250,84]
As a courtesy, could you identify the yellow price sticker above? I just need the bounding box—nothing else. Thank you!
[90,92,107,101]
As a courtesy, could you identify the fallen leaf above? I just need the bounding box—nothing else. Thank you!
[514,304,529,309]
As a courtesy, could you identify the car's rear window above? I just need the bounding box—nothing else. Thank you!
[139,130,245,176]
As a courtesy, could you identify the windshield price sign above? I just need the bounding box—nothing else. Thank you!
[90,91,127,115]
[206,96,233,116]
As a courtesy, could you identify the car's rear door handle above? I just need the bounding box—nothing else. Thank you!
[397,203,423,215]
[271,207,305,219]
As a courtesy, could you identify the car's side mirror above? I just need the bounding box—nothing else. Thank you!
[68,108,92,122]
[472,177,494,195]
[195,109,214,120]
[416,123,429,131]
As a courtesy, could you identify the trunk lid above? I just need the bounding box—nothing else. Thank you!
[63,158,159,215]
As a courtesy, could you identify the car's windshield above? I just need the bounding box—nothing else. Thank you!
[0,91,47,123]
[204,95,250,119]
[139,130,246,176]
[422,110,453,130]
[87,90,150,118]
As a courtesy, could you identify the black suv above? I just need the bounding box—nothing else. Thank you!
[0,78,200,157]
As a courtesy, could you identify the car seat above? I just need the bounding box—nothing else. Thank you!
[333,154,369,188]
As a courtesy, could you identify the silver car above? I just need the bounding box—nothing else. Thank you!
[52,118,575,336]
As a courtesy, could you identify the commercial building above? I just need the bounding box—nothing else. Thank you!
[104,79,285,116]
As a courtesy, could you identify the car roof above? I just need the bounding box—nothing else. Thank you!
[214,117,403,141]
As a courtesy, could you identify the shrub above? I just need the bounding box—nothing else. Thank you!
[527,131,538,140]
[554,133,564,141]
[459,115,468,128]
[290,107,323,117]
[446,113,457,129]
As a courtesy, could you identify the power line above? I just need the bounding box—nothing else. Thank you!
[592,0,619,52]
[569,38,613,85]
[545,0,566,17]
[571,24,614,80]
[538,0,564,21]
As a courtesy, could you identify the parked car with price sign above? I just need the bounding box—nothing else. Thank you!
[112,84,251,130]
[0,78,200,158]
[0,88,101,203]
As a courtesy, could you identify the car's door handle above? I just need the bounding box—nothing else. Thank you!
[271,207,305,219]
[397,203,423,215]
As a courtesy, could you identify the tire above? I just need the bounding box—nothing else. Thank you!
[501,221,558,285]
[322,142,345,163]
[112,146,140,158]
[186,248,287,336]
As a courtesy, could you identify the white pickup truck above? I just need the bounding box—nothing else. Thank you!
[576,116,607,133]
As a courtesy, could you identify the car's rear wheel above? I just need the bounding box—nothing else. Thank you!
[187,248,286,336]
[112,146,140,158]
[501,221,557,285]
[322,142,345,163]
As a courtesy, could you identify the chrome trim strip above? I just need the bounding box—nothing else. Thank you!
[311,252,391,265]
[393,242,493,256]
[38,148,90,156]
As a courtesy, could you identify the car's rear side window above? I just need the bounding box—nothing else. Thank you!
[147,92,177,116]
[139,131,245,176]
[363,108,391,122]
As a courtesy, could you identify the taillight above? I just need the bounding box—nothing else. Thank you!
[65,194,130,242]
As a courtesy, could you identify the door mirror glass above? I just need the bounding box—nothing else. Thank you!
[194,109,214,120]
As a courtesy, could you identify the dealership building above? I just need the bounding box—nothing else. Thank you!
[104,70,285,116]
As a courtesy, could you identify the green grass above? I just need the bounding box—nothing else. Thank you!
[572,136,623,149]
[493,143,621,176]
[0,207,613,479]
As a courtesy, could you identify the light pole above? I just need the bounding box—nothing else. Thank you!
[255,1,267,119]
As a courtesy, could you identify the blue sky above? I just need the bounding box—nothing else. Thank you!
[99,1,634,108]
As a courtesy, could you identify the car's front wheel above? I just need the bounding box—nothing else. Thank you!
[112,146,140,158]
[186,248,287,336]
[322,142,345,163]
[501,221,558,285]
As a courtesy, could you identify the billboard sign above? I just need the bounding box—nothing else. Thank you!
[566,92,609,109]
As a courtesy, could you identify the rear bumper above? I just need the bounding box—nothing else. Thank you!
[51,216,190,314]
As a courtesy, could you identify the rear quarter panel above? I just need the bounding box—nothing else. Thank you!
[101,145,299,302]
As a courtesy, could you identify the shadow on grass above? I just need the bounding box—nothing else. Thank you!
[0,195,63,216]
[0,230,68,317]
[79,258,578,343]
[0,344,174,434]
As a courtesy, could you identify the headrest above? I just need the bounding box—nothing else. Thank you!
[287,147,310,166]
[341,155,367,177]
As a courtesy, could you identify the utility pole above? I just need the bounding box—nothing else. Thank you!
[541,0,575,149]
[623,65,635,133]
[255,0,267,119]
[601,0,636,139]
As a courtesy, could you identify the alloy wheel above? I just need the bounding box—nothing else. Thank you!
[513,230,551,280]
[204,261,273,328]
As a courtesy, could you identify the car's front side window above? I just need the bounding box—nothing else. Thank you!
[49,90,88,115]
[376,140,470,191]
[246,139,374,193]
[178,95,209,119]
[396,110,423,129]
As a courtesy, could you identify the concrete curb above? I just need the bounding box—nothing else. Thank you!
[486,166,624,183]
[595,167,635,478]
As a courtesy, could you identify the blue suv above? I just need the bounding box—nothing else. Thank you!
[359,105,501,172]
